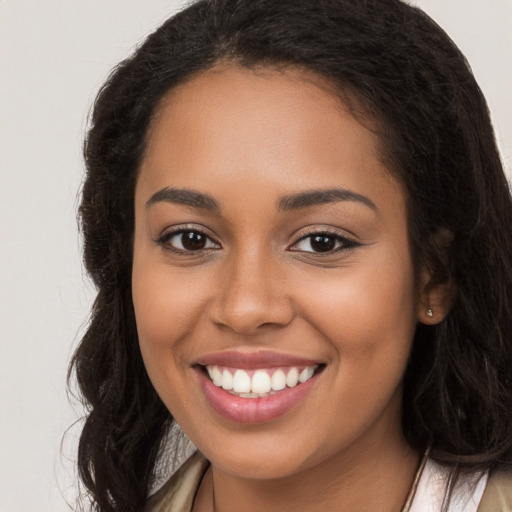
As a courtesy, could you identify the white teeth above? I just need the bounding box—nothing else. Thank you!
[298,366,315,383]
[206,364,319,395]
[221,369,233,390]
[232,369,251,393]
[271,369,286,391]
[211,366,223,386]
[285,367,299,388]
[252,370,272,394]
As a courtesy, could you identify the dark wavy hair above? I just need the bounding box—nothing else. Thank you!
[69,0,512,510]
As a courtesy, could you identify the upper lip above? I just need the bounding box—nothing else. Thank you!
[195,350,323,369]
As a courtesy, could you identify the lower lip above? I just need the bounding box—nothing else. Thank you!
[195,367,321,424]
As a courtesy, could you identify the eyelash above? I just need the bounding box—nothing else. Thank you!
[155,226,219,254]
[290,229,359,255]
[155,226,358,255]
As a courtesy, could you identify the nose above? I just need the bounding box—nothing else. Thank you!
[208,250,295,335]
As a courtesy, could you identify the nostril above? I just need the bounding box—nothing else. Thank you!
[208,267,295,334]
[209,300,295,335]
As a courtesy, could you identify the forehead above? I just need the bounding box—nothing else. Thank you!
[137,65,403,214]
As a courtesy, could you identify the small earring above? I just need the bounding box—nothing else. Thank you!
[426,308,434,318]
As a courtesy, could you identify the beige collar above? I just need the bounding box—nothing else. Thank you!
[146,450,494,512]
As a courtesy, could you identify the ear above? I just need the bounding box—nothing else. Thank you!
[417,263,456,325]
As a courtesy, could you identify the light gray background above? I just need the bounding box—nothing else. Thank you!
[0,1,511,511]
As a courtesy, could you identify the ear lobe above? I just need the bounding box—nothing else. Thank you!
[416,228,456,325]
[417,264,456,325]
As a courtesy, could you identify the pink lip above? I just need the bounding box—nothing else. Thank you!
[195,365,322,424]
[195,350,321,369]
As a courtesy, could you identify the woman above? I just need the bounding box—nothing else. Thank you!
[70,0,512,510]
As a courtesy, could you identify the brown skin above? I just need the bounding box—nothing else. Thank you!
[132,66,449,512]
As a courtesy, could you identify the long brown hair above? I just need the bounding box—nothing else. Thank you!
[70,1,512,510]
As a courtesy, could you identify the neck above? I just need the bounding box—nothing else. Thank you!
[195,430,420,512]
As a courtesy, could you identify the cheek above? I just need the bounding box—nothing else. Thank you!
[294,254,418,379]
[131,258,208,370]
[131,260,215,423]
[291,262,417,441]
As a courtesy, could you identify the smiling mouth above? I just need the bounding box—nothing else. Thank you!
[200,364,323,398]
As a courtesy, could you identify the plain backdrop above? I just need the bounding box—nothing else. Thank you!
[0,1,510,511]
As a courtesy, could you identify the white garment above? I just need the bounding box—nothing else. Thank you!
[409,458,488,512]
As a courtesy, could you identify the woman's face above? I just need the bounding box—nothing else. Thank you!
[133,66,424,479]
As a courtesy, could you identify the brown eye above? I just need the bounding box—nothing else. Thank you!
[158,229,220,252]
[290,231,357,254]
[310,235,336,252]
[181,231,207,250]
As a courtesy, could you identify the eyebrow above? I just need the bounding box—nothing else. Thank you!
[146,187,221,212]
[146,186,377,214]
[277,188,377,212]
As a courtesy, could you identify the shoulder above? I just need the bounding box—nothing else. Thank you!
[145,451,209,512]
[477,470,512,512]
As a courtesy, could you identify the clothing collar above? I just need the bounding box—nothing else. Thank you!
[146,450,488,512]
